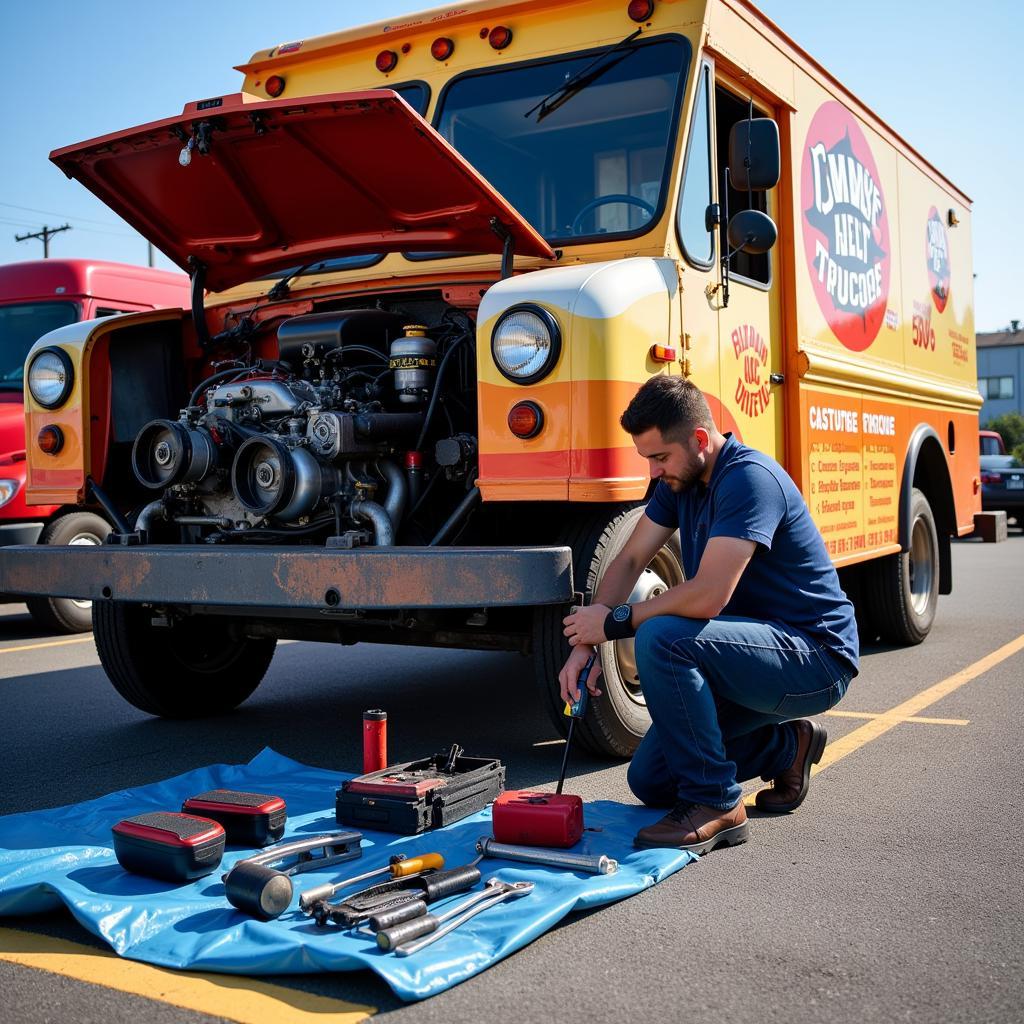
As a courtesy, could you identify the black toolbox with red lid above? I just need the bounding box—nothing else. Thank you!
[111,812,226,881]
[181,789,286,846]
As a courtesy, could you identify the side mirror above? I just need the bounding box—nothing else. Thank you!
[726,209,777,255]
[728,117,780,192]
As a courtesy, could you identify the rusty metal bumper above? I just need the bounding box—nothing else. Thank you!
[0,544,574,611]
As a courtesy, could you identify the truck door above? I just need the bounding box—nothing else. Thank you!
[712,75,785,462]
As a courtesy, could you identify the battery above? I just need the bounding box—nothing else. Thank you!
[181,789,287,846]
[491,790,584,848]
[112,812,226,882]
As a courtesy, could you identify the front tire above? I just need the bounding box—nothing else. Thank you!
[533,505,684,758]
[92,601,276,717]
[866,487,939,645]
[26,512,111,634]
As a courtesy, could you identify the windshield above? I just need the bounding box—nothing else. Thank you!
[435,37,690,245]
[0,301,79,390]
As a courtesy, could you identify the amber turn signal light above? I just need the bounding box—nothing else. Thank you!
[376,49,399,73]
[38,425,64,455]
[628,0,655,21]
[265,75,286,98]
[508,401,543,439]
[431,37,455,61]
[488,25,513,50]
[649,345,677,363]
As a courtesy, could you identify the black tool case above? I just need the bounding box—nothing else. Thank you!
[336,748,505,835]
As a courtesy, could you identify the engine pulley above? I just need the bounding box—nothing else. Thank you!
[132,419,217,490]
[232,435,339,521]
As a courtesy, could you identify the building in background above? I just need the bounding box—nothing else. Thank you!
[978,323,1023,422]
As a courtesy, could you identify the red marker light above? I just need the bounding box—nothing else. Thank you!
[508,401,543,439]
[38,425,64,455]
[265,75,286,98]
[376,49,399,73]
[488,25,513,50]
[628,0,655,22]
[649,345,677,363]
[431,36,455,61]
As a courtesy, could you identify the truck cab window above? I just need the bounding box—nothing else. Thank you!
[678,64,714,266]
[716,85,770,285]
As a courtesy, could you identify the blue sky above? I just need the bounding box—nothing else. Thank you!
[1,0,1019,331]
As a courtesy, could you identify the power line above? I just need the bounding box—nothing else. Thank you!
[15,224,71,258]
[0,202,132,232]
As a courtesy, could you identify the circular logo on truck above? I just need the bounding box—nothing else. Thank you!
[926,205,951,313]
[801,102,891,351]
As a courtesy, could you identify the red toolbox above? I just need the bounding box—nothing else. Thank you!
[181,789,286,846]
[111,812,226,882]
[491,791,584,848]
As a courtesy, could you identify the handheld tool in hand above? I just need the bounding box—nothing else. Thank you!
[376,878,528,951]
[298,852,444,912]
[557,652,596,795]
[393,879,534,956]
[476,836,618,875]
[222,831,363,920]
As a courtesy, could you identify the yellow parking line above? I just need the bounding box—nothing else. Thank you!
[0,636,93,655]
[815,632,1024,775]
[0,927,375,1023]
[825,710,969,726]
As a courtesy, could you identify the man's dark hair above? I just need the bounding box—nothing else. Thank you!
[620,376,714,443]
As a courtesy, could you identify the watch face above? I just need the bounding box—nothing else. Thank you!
[613,604,631,623]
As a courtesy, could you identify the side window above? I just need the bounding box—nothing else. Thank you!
[96,308,129,317]
[715,85,770,285]
[678,64,714,266]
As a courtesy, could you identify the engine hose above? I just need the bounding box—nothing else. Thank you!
[351,499,395,546]
[414,332,470,453]
[428,485,480,547]
[378,459,407,528]
[134,499,168,534]
[188,367,247,408]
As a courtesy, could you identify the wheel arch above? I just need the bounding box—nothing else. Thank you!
[900,425,955,595]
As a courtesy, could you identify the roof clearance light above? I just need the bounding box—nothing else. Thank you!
[488,25,513,50]
[650,344,677,362]
[376,49,399,73]
[431,37,455,61]
[265,75,286,98]
[628,0,655,22]
[508,401,544,440]
[37,425,64,456]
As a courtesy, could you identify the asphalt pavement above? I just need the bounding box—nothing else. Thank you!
[1,524,1022,1024]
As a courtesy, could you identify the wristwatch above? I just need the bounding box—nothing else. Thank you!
[603,603,635,641]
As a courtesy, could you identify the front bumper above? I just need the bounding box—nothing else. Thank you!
[0,522,44,546]
[0,544,574,611]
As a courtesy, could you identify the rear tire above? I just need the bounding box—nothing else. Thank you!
[866,487,939,645]
[26,512,111,634]
[533,505,684,758]
[92,601,276,717]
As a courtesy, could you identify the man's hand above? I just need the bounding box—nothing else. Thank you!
[563,603,610,648]
[558,644,603,705]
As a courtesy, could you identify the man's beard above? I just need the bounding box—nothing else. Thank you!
[661,452,703,493]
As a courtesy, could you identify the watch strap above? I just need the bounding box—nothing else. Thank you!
[603,604,636,642]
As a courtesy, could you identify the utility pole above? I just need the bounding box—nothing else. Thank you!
[15,224,71,258]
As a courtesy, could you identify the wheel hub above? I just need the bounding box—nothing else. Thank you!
[612,564,671,706]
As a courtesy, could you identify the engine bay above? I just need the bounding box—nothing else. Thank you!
[127,303,480,548]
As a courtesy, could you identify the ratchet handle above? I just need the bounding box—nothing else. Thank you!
[564,653,596,718]
[367,899,428,933]
[376,912,440,951]
[418,864,481,900]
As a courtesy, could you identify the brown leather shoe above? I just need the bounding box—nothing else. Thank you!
[755,719,827,813]
[634,800,748,853]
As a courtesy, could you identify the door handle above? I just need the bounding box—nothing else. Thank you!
[769,373,785,385]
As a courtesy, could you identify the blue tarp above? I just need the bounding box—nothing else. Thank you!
[0,748,695,1001]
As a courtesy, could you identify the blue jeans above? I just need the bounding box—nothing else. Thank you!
[626,615,854,811]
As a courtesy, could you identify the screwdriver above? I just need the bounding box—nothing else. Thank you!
[556,652,596,795]
[298,852,445,912]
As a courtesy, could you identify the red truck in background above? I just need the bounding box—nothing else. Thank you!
[0,259,189,631]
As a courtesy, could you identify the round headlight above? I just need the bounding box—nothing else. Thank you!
[27,348,74,410]
[491,305,562,385]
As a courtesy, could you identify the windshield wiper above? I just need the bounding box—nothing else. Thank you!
[267,260,326,301]
[525,28,642,123]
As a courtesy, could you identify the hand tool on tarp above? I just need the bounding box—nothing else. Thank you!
[309,861,482,927]
[298,851,444,912]
[475,836,618,875]
[222,831,363,920]
[556,652,596,795]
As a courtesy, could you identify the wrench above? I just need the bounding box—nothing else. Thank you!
[394,880,534,956]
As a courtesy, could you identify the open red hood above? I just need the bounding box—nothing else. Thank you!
[50,91,554,293]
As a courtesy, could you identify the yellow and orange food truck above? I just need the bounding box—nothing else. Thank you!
[5,0,981,755]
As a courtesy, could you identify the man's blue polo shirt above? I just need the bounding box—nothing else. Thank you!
[645,435,859,674]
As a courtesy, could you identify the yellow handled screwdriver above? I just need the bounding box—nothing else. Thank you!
[298,853,445,912]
